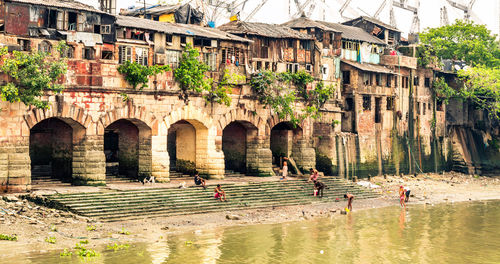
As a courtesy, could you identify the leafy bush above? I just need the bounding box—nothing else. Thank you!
[176,159,197,176]
[117,60,170,90]
[0,42,68,108]
[0,234,17,241]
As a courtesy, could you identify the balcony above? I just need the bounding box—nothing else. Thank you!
[380,55,417,69]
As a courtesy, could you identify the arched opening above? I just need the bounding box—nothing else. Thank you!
[30,117,85,184]
[104,119,151,181]
[168,120,197,176]
[222,121,258,175]
[270,122,303,166]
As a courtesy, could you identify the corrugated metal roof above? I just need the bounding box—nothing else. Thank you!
[342,60,393,74]
[316,21,385,45]
[217,21,313,40]
[343,16,401,33]
[7,0,105,14]
[115,16,251,43]
[281,17,341,33]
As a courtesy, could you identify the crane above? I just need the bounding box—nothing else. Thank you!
[339,0,354,18]
[440,6,449,26]
[373,0,396,27]
[244,0,270,21]
[393,0,420,34]
[446,0,476,21]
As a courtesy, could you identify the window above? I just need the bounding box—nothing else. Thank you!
[417,102,421,115]
[62,45,74,58]
[345,98,354,111]
[423,103,426,115]
[119,46,132,64]
[180,36,186,45]
[257,61,262,71]
[18,39,31,52]
[386,75,392,87]
[428,103,431,110]
[387,97,394,110]
[68,12,78,31]
[287,39,294,48]
[194,38,203,46]
[101,50,113,60]
[300,40,311,50]
[38,41,52,53]
[135,47,148,66]
[363,73,372,86]
[131,31,145,40]
[203,53,217,71]
[101,25,111,34]
[166,34,173,45]
[166,50,181,68]
[425,77,430,88]
[83,47,95,60]
[375,74,381,86]
[342,71,350,85]
[436,100,443,111]
[363,95,371,110]
[414,76,419,86]
[47,9,58,29]
[221,48,244,65]
[305,64,313,72]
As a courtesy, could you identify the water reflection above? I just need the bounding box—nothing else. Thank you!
[5,200,500,264]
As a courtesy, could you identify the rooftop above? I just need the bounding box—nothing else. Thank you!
[120,4,181,16]
[343,16,401,33]
[7,0,105,14]
[115,16,251,43]
[316,21,385,45]
[281,16,342,33]
[218,21,313,40]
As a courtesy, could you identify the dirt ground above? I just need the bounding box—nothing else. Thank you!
[1,172,499,255]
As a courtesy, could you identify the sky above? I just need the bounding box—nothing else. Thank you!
[88,0,500,37]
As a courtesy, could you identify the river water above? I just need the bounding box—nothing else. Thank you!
[4,200,500,264]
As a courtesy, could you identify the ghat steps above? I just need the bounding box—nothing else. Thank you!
[38,177,379,222]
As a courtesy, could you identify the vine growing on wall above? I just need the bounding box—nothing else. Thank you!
[0,42,68,109]
[249,70,335,126]
[117,60,170,90]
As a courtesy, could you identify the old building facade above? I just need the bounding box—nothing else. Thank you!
[0,0,455,192]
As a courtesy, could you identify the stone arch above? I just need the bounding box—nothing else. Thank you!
[217,108,266,137]
[24,100,92,131]
[100,103,156,136]
[164,103,224,179]
[104,118,152,180]
[222,121,259,174]
[29,116,86,184]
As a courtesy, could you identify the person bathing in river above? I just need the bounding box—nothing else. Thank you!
[399,186,406,208]
[404,186,411,202]
[308,168,319,182]
[214,184,227,202]
[344,193,354,211]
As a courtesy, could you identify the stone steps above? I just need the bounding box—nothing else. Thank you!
[37,177,379,221]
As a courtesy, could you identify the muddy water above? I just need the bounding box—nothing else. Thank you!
[4,200,500,264]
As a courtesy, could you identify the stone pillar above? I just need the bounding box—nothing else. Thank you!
[198,127,225,179]
[292,139,316,172]
[246,136,273,176]
[138,135,152,179]
[0,139,31,192]
[151,135,170,182]
[72,135,106,186]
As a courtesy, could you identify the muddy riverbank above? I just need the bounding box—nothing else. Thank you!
[1,172,499,256]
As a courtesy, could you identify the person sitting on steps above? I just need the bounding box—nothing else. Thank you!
[308,168,319,183]
[214,184,227,202]
[194,173,206,189]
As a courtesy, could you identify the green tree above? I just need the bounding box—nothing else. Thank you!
[0,42,68,109]
[174,44,211,103]
[458,67,500,119]
[419,20,500,68]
